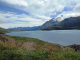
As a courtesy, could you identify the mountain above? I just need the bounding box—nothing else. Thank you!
[40,18,59,29]
[9,26,40,31]
[57,16,80,29]
[40,16,80,30]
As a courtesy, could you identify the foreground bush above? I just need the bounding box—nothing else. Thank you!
[0,34,80,60]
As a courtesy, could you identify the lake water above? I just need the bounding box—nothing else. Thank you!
[6,30,80,46]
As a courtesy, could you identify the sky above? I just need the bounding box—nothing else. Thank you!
[0,0,80,28]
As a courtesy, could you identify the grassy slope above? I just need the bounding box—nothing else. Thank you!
[0,27,18,34]
[0,27,9,34]
[0,34,80,60]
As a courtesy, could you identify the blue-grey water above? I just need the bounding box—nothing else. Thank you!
[6,30,80,46]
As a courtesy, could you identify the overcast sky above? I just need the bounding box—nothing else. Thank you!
[0,0,80,28]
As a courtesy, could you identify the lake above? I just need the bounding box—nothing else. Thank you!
[6,30,80,46]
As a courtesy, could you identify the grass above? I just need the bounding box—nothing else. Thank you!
[0,34,80,60]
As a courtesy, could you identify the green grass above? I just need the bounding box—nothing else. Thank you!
[0,34,80,60]
[9,36,49,45]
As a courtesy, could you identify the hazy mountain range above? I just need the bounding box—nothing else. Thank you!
[9,26,40,31]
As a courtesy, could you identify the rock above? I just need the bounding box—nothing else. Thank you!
[57,45,65,49]
[70,44,80,51]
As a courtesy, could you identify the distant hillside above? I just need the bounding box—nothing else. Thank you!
[0,27,9,34]
[41,16,80,30]
[7,29,19,32]
[9,26,40,31]
[0,27,18,34]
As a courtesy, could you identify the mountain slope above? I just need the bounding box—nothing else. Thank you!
[40,18,59,29]
[0,27,9,34]
[58,16,80,29]
[0,27,18,34]
[40,16,80,30]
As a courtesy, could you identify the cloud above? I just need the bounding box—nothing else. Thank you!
[36,15,51,20]
[0,0,80,28]
[56,11,80,21]
[73,3,80,12]
[1,0,79,17]
[0,11,49,28]
[1,0,80,14]
[1,0,28,6]
[0,20,6,23]
[1,0,65,15]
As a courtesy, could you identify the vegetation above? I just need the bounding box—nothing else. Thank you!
[0,27,9,34]
[0,34,80,60]
[41,26,62,30]
[0,27,18,34]
[41,26,80,30]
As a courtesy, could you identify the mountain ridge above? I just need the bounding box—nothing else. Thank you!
[40,16,80,30]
